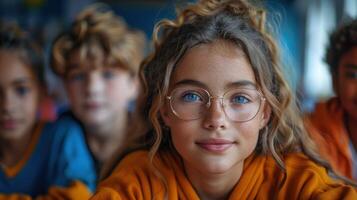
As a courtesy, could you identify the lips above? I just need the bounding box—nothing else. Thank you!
[0,119,18,129]
[196,138,235,153]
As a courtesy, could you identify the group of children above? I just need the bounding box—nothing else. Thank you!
[0,0,357,199]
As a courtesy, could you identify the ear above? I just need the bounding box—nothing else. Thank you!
[259,102,271,129]
[160,103,172,128]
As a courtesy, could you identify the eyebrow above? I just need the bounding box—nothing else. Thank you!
[173,79,257,90]
[225,81,257,90]
[12,77,33,85]
[344,63,357,69]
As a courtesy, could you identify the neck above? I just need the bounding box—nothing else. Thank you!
[0,127,34,167]
[184,162,243,200]
[85,114,128,166]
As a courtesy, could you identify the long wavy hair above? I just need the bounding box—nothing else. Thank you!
[111,0,355,187]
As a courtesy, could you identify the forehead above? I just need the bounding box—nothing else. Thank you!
[67,44,105,69]
[171,40,256,92]
[0,50,36,84]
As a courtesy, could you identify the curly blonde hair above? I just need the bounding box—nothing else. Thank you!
[51,4,146,77]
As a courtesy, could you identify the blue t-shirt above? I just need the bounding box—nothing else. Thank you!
[0,116,97,196]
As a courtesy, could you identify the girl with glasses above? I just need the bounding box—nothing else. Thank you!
[92,0,357,199]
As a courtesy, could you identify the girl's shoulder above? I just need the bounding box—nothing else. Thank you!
[265,152,332,181]
[263,153,356,199]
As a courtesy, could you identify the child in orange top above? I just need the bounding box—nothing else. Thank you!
[51,4,146,176]
[306,19,357,180]
[92,0,357,199]
[0,22,96,199]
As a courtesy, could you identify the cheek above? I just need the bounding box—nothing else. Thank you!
[24,92,39,118]
[66,85,83,103]
[106,80,133,102]
[234,121,261,149]
[338,79,357,99]
[168,121,196,146]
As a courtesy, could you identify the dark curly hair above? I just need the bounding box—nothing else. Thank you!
[325,19,357,76]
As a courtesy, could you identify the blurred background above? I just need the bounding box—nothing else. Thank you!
[0,0,356,113]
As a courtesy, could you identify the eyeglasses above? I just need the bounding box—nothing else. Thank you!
[166,86,265,122]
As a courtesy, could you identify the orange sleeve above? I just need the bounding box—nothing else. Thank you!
[90,188,122,200]
[0,194,31,200]
[311,184,357,200]
[0,181,92,200]
[280,153,357,199]
[304,119,331,159]
[304,99,353,178]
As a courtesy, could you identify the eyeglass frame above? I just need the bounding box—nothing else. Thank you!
[165,86,266,122]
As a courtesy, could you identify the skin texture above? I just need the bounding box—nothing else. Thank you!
[335,47,357,151]
[161,40,270,200]
[335,47,357,122]
[65,49,136,132]
[0,50,39,166]
[64,48,137,164]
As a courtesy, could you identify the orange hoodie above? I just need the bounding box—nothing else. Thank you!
[91,150,357,200]
[306,97,353,179]
[0,181,92,200]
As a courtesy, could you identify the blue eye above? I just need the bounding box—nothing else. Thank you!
[231,95,249,104]
[102,70,115,79]
[16,86,30,96]
[182,93,202,102]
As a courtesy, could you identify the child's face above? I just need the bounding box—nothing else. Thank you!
[0,50,39,140]
[336,47,357,121]
[65,51,136,130]
[161,41,270,176]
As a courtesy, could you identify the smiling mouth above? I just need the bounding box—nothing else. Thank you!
[196,139,235,153]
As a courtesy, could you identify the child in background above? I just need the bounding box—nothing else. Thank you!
[0,22,96,199]
[91,0,357,199]
[306,19,357,180]
[51,4,145,176]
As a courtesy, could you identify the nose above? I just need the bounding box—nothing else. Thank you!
[202,97,227,130]
[85,72,104,97]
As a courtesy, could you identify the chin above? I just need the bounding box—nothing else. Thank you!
[87,118,106,127]
[1,131,25,140]
[80,115,105,126]
[198,159,237,174]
